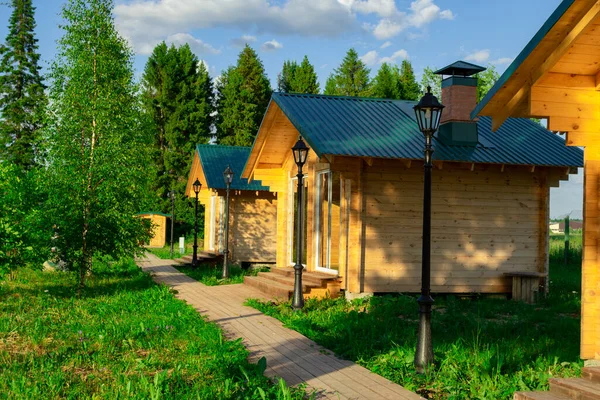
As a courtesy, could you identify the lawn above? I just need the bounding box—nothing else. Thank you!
[175,263,270,286]
[0,259,303,399]
[247,234,583,399]
[147,237,198,260]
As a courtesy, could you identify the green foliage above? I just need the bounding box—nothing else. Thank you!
[0,0,46,170]
[323,48,370,97]
[0,265,305,399]
[398,60,421,100]
[370,62,402,99]
[141,42,213,235]
[248,251,583,399]
[476,65,500,102]
[44,0,153,289]
[420,66,442,99]
[216,45,272,146]
[277,56,320,94]
[0,163,49,278]
[175,263,270,286]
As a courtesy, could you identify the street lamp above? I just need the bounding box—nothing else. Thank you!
[412,86,444,373]
[192,178,202,268]
[222,165,234,279]
[168,190,176,259]
[291,137,309,311]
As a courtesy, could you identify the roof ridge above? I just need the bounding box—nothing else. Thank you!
[196,144,252,150]
[274,92,397,103]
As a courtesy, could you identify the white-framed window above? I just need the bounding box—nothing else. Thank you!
[315,170,341,273]
[209,196,216,251]
[218,196,225,253]
[288,174,308,266]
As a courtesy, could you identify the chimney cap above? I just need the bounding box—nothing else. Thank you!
[434,61,486,77]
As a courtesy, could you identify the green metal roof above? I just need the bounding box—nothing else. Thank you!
[471,0,575,119]
[271,92,583,168]
[197,145,270,191]
[434,61,486,76]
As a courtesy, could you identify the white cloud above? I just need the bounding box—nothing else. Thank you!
[360,50,380,66]
[362,48,409,66]
[166,33,221,55]
[370,0,454,40]
[380,41,392,49]
[342,0,397,17]
[230,34,257,47]
[379,49,409,64]
[464,49,491,64]
[261,39,283,52]
[491,57,514,66]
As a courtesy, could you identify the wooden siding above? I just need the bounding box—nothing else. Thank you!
[142,214,167,248]
[359,159,550,294]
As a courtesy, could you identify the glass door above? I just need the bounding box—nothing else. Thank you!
[315,171,341,273]
[288,176,308,266]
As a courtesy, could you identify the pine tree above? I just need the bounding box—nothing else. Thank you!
[420,66,442,99]
[142,42,214,234]
[399,60,421,100]
[277,60,297,92]
[324,48,370,97]
[45,0,153,290]
[371,62,401,99]
[0,0,46,170]
[216,45,272,146]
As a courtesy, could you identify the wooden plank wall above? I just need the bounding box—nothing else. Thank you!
[227,191,277,263]
[359,159,549,294]
[582,148,600,359]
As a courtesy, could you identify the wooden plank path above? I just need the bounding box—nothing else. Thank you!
[137,254,423,400]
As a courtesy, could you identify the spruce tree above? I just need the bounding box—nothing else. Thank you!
[324,48,370,97]
[45,0,153,290]
[277,60,297,92]
[277,56,320,94]
[399,60,421,100]
[371,63,401,99]
[216,45,271,146]
[0,0,46,170]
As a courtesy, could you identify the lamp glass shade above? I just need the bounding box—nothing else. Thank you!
[292,138,309,167]
[193,178,202,194]
[413,86,444,134]
[223,165,234,185]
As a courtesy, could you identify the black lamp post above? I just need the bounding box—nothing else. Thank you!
[192,178,202,268]
[412,86,444,373]
[291,137,309,311]
[222,165,234,279]
[168,190,175,259]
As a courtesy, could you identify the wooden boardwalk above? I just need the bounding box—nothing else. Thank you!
[137,254,422,400]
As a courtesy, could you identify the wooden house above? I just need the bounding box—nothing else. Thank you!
[138,212,170,248]
[469,0,600,361]
[241,62,583,298]
[186,145,277,264]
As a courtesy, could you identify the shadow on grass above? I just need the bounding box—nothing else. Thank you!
[174,263,269,286]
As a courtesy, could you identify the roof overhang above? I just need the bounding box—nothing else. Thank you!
[185,151,208,198]
[472,0,600,135]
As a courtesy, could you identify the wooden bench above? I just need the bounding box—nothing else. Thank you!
[503,272,547,303]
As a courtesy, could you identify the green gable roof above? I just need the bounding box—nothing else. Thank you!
[197,145,270,191]
[271,92,582,168]
[471,0,575,119]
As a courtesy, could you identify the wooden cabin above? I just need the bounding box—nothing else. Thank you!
[469,0,600,361]
[241,65,582,298]
[186,145,277,264]
[138,212,170,248]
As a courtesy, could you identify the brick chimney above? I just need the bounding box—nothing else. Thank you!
[434,61,485,146]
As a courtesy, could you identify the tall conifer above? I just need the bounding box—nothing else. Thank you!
[399,60,421,100]
[0,0,45,169]
[371,63,401,99]
[277,56,319,94]
[323,48,370,97]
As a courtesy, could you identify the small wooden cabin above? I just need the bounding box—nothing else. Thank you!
[241,64,583,297]
[468,0,600,360]
[186,145,277,264]
[138,212,170,248]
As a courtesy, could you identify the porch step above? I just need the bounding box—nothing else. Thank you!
[172,252,221,265]
[244,268,342,300]
[514,368,600,399]
[549,378,600,399]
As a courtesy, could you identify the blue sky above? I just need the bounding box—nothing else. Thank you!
[0,0,583,218]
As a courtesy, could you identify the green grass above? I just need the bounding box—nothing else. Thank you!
[247,237,584,399]
[175,264,270,286]
[147,238,198,260]
[0,259,304,399]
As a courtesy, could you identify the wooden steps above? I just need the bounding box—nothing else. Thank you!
[514,367,600,400]
[243,267,342,300]
[172,252,222,266]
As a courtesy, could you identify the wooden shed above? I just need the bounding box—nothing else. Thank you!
[469,0,600,360]
[241,69,582,297]
[138,212,170,248]
[186,145,277,264]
